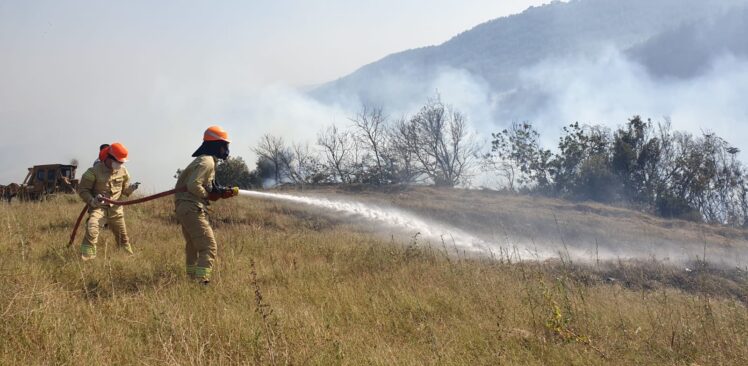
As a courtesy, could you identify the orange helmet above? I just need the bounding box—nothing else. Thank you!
[203,125,231,143]
[108,142,129,163]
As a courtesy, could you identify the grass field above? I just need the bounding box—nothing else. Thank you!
[1,187,747,365]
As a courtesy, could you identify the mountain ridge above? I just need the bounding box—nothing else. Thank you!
[313,0,747,110]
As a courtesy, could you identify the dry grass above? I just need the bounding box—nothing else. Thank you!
[1,189,747,365]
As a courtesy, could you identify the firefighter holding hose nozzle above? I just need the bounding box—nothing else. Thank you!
[78,142,140,261]
[174,126,238,284]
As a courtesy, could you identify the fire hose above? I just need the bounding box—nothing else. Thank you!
[67,187,188,247]
[67,186,240,247]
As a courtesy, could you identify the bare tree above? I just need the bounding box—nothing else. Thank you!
[317,125,353,183]
[284,142,324,185]
[405,98,478,187]
[252,134,291,185]
[481,151,516,191]
[388,117,419,184]
[350,105,388,183]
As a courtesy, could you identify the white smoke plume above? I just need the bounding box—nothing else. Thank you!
[512,49,748,155]
[317,50,748,163]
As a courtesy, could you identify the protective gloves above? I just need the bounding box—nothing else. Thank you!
[128,182,140,192]
[88,195,106,208]
[208,182,239,201]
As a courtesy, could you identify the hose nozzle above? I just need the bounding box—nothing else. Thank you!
[219,186,239,199]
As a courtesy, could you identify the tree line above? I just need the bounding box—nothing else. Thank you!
[485,117,747,226]
[220,96,477,189]
[215,96,748,227]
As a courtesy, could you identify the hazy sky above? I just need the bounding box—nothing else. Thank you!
[0,0,553,188]
[0,0,553,86]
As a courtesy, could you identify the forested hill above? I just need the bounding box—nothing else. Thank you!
[312,0,747,108]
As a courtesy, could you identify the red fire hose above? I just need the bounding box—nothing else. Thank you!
[68,205,89,247]
[97,187,187,206]
[67,187,187,247]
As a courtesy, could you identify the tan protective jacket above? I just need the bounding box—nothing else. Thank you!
[175,155,216,208]
[78,163,134,203]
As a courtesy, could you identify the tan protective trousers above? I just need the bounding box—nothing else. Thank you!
[175,201,217,279]
[81,206,130,256]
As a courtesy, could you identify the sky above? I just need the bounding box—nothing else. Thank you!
[0,0,554,189]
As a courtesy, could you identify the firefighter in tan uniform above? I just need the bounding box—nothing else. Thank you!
[78,142,140,260]
[175,126,237,284]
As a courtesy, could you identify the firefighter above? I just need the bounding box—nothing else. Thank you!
[93,143,110,167]
[174,126,237,284]
[78,142,140,260]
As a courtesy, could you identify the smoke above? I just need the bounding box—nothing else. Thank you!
[511,49,748,153]
[313,49,748,162]
[312,65,502,132]
[0,67,348,190]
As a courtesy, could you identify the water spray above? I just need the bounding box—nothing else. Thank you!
[237,189,500,255]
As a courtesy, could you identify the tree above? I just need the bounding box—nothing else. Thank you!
[248,157,277,188]
[284,142,326,184]
[655,131,747,224]
[387,117,420,184]
[611,116,662,205]
[574,154,618,203]
[215,156,252,189]
[544,117,748,224]
[402,97,478,187]
[551,122,615,201]
[253,134,292,186]
[317,125,354,183]
[350,105,391,184]
[483,122,552,190]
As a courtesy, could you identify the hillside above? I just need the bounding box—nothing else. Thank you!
[1,188,747,364]
[312,0,747,111]
[274,185,748,266]
[628,4,748,78]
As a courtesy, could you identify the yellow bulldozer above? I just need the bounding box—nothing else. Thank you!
[7,164,80,201]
